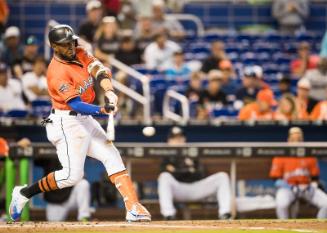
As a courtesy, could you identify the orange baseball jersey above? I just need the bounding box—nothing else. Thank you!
[270,157,319,185]
[274,109,309,121]
[0,137,9,156]
[310,100,327,121]
[47,47,100,110]
[238,102,274,121]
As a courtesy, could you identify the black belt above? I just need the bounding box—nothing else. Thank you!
[51,109,78,116]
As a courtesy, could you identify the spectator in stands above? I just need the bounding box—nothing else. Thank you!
[158,126,232,220]
[321,30,327,58]
[236,67,260,106]
[198,70,227,119]
[251,65,270,90]
[115,33,142,66]
[201,41,227,73]
[296,78,317,115]
[185,72,203,102]
[78,0,103,43]
[274,75,293,100]
[272,0,309,34]
[274,94,308,121]
[94,16,120,63]
[276,76,293,99]
[310,100,327,121]
[132,0,153,18]
[238,89,276,121]
[134,15,155,51]
[302,57,327,101]
[219,59,238,96]
[13,35,40,79]
[21,56,48,103]
[151,0,185,40]
[310,87,327,121]
[117,1,136,30]
[290,42,320,78]
[0,0,9,36]
[165,50,191,82]
[102,0,121,17]
[270,127,327,219]
[0,26,23,67]
[144,32,180,70]
[113,71,137,120]
[0,62,26,113]
[35,155,91,221]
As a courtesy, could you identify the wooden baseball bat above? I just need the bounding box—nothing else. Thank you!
[106,104,115,141]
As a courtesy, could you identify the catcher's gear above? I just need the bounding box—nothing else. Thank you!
[48,24,79,45]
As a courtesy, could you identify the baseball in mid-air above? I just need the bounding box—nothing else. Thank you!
[142,126,156,137]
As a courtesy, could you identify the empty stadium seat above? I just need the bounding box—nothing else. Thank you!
[6,110,29,118]
[31,100,52,117]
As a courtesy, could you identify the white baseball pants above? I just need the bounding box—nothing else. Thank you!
[46,179,91,221]
[45,112,125,189]
[276,186,327,219]
[158,172,232,218]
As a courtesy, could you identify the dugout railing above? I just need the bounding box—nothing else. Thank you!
[3,142,327,221]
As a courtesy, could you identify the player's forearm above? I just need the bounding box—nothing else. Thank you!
[68,97,103,115]
[88,61,114,92]
[99,77,114,92]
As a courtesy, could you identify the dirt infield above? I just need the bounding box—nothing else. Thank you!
[1,220,327,233]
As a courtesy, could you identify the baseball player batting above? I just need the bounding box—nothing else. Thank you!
[9,24,151,222]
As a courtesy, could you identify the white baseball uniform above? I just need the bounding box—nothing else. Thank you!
[158,171,232,218]
[276,185,327,219]
[45,111,125,189]
[270,157,327,219]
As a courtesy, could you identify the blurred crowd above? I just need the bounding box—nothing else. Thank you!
[0,0,327,122]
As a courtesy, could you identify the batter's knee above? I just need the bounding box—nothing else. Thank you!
[77,179,90,189]
[59,170,84,188]
[70,170,84,184]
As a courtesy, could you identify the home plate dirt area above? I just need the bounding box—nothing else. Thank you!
[1,220,327,233]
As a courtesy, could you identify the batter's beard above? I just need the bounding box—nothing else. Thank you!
[58,52,76,61]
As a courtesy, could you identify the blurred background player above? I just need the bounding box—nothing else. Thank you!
[35,156,91,221]
[158,126,232,220]
[270,127,327,219]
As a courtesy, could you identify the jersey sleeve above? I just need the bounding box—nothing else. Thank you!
[269,157,284,178]
[49,73,79,103]
[309,157,320,177]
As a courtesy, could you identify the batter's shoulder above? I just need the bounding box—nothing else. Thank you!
[76,46,93,57]
[46,59,68,82]
[76,46,97,65]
